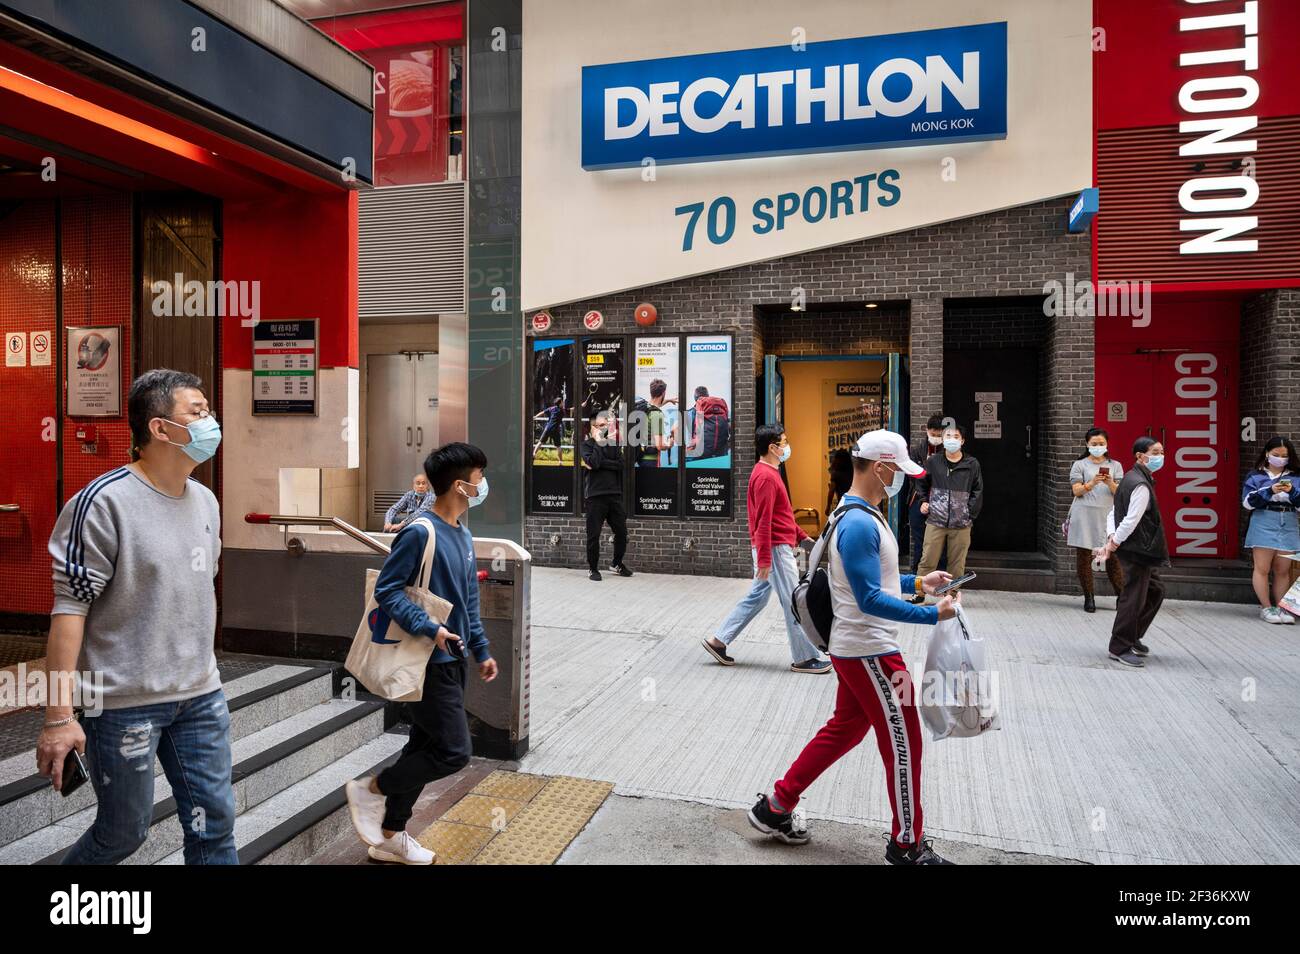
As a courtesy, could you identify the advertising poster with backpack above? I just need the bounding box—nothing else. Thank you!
[633,336,681,516]
[685,334,733,517]
[528,337,576,512]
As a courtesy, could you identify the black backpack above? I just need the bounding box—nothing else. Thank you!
[790,502,889,652]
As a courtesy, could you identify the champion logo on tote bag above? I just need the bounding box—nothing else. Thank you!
[346,517,454,702]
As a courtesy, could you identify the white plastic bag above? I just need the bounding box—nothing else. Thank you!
[920,605,1000,741]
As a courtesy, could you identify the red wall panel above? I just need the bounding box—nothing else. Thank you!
[61,195,135,502]
[222,190,358,370]
[0,202,58,615]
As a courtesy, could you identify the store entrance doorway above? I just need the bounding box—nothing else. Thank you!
[763,352,905,536]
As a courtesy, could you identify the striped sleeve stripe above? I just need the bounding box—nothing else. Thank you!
[64,468,129,586]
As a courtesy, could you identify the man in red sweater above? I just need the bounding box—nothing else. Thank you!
[702,424,832,673]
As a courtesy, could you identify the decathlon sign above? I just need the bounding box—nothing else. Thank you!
[581,22,1007,170]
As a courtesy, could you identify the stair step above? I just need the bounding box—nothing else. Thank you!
[0,697,382,865]
[0,664,333,848]
[156,733,409,865]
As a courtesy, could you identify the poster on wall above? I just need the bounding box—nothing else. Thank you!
[66,326,121,417]
[684,334,733,518]
[579,337,625,438]
[824,381,882,453]
[528,338,576,513]
[253,320,318,415]
[632,336,681,516]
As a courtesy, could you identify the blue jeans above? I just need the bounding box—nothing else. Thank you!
[63,688,237,865]
[716,545,822,663]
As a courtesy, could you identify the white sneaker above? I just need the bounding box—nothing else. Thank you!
[345,777,388,846]
[368,830,435,865]
[1277,608,1296,625]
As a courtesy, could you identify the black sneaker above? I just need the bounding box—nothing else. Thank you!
[909,594,926,605]
[791,658,832,674]
[589,569,602,581]
[610,562,633,578]
[746,793,810,845]
[885,836,953,865]
[1108,650,1145,668]
[701,639,735,666]
[1084,594,1096,613]
[1132,640,1150,657]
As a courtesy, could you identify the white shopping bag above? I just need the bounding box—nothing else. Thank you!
[920,604,1000,741]
[345,517,453,702]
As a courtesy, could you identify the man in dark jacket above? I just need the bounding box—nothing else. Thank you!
[916,422,982,579]
[908,414,947,577]
[582,411,632,581]
[1096,436,1168,668]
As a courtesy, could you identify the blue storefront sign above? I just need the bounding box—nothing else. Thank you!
[581,22,1007,170]
[1068,187,1099,233]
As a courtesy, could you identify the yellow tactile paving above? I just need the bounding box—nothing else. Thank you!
[469,770,550,802]
[415,771,614,866]
[441,793,526,830]
[416,821,495,865]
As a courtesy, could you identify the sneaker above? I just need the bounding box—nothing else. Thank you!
[1108,650,1145,668]
[345,777,388,847]
[791,658,833,674]
[610,562,633,577]
[367,830,435,865]
[1132,640,1150,657]
[702,639,735,666]
[909,594,925,605]
[1262,606,1294,625]
[1278,609,1296,625]
[746,793,810,845]
[1083,594,1096,613]
[589,569,602,581]
[885,836,953,865]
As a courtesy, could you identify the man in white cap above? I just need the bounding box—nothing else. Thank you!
[747,429,961,865]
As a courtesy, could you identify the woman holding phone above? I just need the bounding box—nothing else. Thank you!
[1068,428,1124,613]
[1242,436,1300,624]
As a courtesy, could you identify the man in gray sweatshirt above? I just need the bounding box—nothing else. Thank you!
[35,368,235,864]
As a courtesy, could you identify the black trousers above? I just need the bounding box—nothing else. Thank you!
[1109,554,1165,656]
[586,494,628,571]
[375,660,471,831]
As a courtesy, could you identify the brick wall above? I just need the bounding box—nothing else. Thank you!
[1239,289,1300,554]
[524,196,1091,579]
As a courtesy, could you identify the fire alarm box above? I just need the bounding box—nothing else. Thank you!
[74,424,98,443]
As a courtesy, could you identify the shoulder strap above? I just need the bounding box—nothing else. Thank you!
[406,517,439,590]
[808,502,886,573]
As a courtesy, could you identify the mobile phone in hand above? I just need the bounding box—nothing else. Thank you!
[1098,466,1110,478]
[934,572,976,596]
[60,748,89,798]
[441,629,466,659]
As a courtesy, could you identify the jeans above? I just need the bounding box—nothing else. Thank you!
[716,544,822,663]
[63,688,237,865]
[376,660,472,832]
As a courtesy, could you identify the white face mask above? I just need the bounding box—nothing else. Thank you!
[779,443,791,463]
[878,465,905,498]
[1088,445,1107,458]
[927,435,943,446]
[460,476,489,507]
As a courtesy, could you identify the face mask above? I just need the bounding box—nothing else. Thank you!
[779,443,791,463]
[943,438,962,453]
[1088,445,1107,458]
[1145,454,1164,473]
[927,435,943,446]
[461,476,489,508]
[884,467,905,498]
[164,416,221,463]
[1268,455,1287,470]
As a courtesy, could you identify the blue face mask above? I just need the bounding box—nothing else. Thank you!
[1088,445,1107,458]
[165,416,221,463]
[1145,454,1164,473]
[779,443,791,463]
[943,438,962,453]
[461,476,489,508]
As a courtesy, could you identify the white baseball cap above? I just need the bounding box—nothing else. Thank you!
[852,429,925,476]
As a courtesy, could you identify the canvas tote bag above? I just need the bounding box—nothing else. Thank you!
[346,517,454,702]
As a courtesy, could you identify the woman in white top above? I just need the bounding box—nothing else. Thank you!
[1068,428,1125,613]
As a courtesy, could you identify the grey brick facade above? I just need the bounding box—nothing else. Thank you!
[524,196,1097,584]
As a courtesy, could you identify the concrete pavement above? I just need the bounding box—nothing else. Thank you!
[523,567,1300,865]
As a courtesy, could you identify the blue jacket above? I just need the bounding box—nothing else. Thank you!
[373,513,490,664]
[1241,469,1300,511]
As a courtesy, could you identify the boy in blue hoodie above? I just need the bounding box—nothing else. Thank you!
[345,442,498,864]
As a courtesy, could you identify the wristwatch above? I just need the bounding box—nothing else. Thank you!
[915,576,925,595]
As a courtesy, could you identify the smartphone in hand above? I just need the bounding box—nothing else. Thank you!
[60,748,89,798]
[934,572,976,596]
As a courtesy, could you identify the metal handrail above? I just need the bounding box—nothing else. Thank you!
[245,513,390,555]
